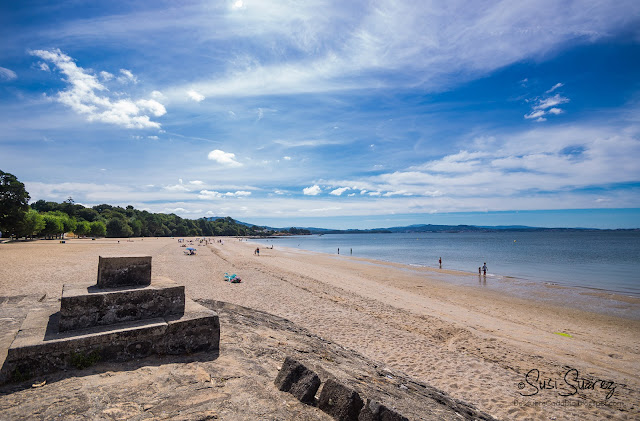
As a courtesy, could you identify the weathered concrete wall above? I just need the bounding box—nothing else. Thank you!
[97,256,152,288]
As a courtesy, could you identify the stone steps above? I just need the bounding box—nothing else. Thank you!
[1,298,219,383]
[0,256,220,384]
[60,277,185,331]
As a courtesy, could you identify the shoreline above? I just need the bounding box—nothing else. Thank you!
[248,237,640,318]
[249,231,640,298]
[1,237,638,420]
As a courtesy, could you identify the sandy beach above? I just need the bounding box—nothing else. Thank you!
[0,237,638,420]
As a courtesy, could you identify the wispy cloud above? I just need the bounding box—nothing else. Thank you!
[161,1,637,100]
[274,139,343,147]
[0,67,17,81]
[117,69,137,84]
[197,190,251,199]
[29,49,165,129]
[546,82,564,93]
[524,86,570,122]
[330,187,351,196]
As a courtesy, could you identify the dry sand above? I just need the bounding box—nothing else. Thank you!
[0,237,638,420]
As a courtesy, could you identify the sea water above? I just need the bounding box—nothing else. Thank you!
[251,231,640,297]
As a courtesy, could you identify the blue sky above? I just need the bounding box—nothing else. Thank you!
[1,0,639,229]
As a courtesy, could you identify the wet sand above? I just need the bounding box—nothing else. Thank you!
[1,237,638,420]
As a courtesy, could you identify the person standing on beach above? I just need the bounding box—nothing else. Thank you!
[439,257,442,268]
[482,262,487,275]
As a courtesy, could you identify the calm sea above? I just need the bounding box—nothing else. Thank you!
[251,231,640,297]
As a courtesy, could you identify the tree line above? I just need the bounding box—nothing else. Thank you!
[1,170,285,239]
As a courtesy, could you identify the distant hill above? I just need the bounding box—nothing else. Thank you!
[206,218,632,234]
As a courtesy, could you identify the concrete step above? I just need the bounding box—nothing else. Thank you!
[59,277,185,332]
[0,298,219,384]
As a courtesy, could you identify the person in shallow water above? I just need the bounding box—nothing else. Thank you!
[482,262,487,275]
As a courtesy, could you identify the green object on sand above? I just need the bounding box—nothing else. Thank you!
[553,332,572,338]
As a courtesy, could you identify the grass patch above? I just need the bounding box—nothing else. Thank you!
[70,350,101,369]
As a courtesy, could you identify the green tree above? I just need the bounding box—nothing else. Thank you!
[62,197,77,217]
[31,199,59,213]
[75,220,91,237]
[41,213,65,239]
[48,211,77,238]
[0,170,30,238]
[18,208,45,239]
[129,219,143,237]
[106,218,133,238]
[89,220,106,237]
[76,207,99,222]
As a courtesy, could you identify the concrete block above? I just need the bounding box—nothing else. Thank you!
[97,256,152,288]
[274,357,321,404]
[318,378,364,421]
[358,399,409,421]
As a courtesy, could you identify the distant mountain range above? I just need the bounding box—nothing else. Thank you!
[204,218,637,234]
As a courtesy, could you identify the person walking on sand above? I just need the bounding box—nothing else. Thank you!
[482,262,487,275]
[439,257,442,268]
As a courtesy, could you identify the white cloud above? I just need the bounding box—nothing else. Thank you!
[535,94,569,110]
[274,139,343,147]
[303,185,322,195]
[283,156,292,160]
[330,187,350,196]
[524,89,570,121]
[189,180,204,185]
[162,1,637,102]
[207,149,243,167]
[0,67,17,81]
[197,189,251,199]
[546,82,564,93]
[166,207,188,214]
[29,49,165,129]
[151,90,165,100]
[187,90,205,102]
[99,71,113,81]
[524,110,546,120]
[136,99,167,117]
[118,69,138,84]
[230,191,251,197]
[164,184,191,192]
[383,190,412,197]
[198,190,222,199]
